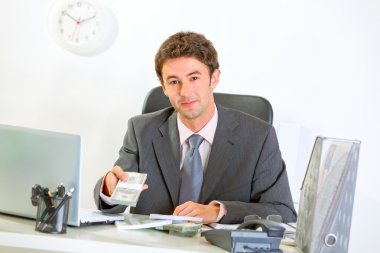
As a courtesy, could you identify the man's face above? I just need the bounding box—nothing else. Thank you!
[161,57,219,127]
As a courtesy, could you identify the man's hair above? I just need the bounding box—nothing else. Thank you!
[155,31,219,84]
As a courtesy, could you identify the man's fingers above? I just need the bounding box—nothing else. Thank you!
[173,203,187,216]
[177,207,199,217]
[173,201,195,216]
[103,166,126,196]
[111,166,127,181]
[173,202,219,223]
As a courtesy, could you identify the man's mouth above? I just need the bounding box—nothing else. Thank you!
[180,98,198,107]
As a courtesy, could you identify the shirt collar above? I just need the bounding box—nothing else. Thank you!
[178,105,218,145]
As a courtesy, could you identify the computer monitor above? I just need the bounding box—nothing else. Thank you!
[295,136,361,253]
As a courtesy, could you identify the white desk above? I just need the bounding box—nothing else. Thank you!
[0,214,296,253]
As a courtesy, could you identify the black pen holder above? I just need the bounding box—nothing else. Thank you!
[35,196,70,234]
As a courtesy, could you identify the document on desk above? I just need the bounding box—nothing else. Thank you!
[149,214,203,223]
[207,223,240,230]
[110,172,147,207]
[115,213,172,230]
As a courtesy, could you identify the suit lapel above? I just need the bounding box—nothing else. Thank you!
[152,112,181,206]
[201,107,239,202]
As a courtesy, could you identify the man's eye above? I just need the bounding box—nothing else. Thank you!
[190,76,199,81]
[169,80,179,85]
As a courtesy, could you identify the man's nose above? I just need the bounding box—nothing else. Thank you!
[179,81,192,97]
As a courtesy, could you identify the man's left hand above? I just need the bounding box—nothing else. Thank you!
[173,201,220,224]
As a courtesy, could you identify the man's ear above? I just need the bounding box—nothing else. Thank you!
[161,84,168,96]
[210,69,220,90]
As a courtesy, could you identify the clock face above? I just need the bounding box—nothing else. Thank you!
[48,0,118,56]
[59,1,99,45]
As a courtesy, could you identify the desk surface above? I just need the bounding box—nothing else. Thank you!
[0,214,296,253]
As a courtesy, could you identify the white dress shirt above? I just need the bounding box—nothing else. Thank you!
[177,105,226,222]
[177,106,218,172]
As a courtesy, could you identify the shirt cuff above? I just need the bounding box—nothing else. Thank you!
[209,200,227,222]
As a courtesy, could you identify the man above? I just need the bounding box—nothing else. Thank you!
[94,31,297,224]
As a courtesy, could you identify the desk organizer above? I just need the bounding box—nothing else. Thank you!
[35,195,70,234]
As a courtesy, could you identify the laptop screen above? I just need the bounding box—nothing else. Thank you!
[0,124,82,226]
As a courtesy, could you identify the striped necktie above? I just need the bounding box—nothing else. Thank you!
[179,134,204,204]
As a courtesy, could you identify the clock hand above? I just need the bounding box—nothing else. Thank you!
[70,17,81,41]
[64,11,79,23]
[81,15,96,24]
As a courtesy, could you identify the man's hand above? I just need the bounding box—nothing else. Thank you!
[103,166,126,196]
[173,201,220,224]
[102,166,148,196]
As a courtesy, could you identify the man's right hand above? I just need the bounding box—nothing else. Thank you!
[102,166,127,197]
[102,166,149,197]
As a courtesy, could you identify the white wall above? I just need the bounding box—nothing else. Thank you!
[0,0,379,251]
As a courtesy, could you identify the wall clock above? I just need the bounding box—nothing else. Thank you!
[48,0,118,56]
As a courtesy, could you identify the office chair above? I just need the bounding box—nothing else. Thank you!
[142,86,273,124]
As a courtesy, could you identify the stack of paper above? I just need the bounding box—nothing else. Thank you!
[115,213,203,230]
[149,214,203,223]
[115,214,171,230]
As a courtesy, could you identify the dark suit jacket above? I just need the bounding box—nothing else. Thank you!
[94,105,297,224]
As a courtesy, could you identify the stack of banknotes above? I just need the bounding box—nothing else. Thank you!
[110,172,147,207]
[115,213,202,237]
[163,223,202,237]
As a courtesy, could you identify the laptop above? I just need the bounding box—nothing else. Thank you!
[0,124,124,226]
[295,136,361,253]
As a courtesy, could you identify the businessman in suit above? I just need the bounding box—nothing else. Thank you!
[94,31,297,224]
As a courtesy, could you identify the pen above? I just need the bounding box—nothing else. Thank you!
[38,196,55,225]
[39,187,75,231]
[36,189,56,228]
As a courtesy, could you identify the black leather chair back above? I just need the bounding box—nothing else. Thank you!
[142,86,273,125]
